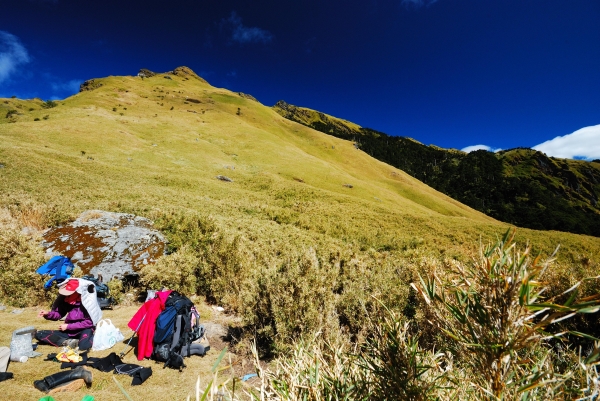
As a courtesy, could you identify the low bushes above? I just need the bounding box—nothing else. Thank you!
[0,228,51,307]
[247,230,600,400]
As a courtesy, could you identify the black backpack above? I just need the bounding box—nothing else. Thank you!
[152,291,204,370]
[81,274,114,309]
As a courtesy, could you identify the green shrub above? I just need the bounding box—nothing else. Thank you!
[107,278,125,305]
[0,229,52,307]
[352,306,446,401]
[258,335,355,401]
[412,229,600,399]
[41,100,57,109]
[139,244,201,295]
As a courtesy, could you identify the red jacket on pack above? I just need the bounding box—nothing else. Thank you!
[128,290,172,360]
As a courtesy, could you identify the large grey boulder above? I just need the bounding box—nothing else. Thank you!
[42,210,167,281]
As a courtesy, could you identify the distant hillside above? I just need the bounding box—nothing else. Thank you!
[273,101,600,237]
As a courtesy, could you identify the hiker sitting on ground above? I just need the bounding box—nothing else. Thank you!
[35,278,102,351]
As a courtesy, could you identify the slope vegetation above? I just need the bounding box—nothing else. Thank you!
[1,68,599,350]
[273,101,600,237]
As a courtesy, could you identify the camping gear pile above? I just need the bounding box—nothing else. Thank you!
[5,256,210,396]
[126,290,208,370]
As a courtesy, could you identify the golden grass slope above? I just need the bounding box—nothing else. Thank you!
[0,67,599,269]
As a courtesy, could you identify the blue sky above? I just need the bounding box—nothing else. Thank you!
[1,0,599,159]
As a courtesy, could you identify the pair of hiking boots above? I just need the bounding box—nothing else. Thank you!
[34,366,92,393]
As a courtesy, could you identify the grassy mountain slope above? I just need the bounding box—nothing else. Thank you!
[273,101,600,237]
[2,68,600,350]
[1,69,496,247]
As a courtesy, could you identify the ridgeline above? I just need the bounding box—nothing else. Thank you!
[273,100,600,237]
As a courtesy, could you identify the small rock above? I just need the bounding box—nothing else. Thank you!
[216,175,233,182]
[11,309,23,314]
[0,164,5,168]
[343,184,353,188]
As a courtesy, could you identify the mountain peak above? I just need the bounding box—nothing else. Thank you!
[171,66,207,83]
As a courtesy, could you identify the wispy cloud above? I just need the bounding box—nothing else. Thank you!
[0,31,30,85]
[533,124,600,161]
[224,12,273,45]
[51,79,83,95]
[461,144,502,153]
[401,0,439,8]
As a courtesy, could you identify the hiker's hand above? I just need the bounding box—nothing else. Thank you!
[38,310,48,317]
[59,324,68,331]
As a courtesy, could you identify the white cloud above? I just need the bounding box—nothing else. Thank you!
[401,0,439,8]
[0,31,30,85]
[51,79,83,95]
[533,124,600,161]
[461,144,502,153]
[225,12,273,44]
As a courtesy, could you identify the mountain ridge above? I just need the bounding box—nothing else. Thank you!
[272,100,600,237]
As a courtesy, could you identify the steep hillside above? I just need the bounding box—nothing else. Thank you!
[273,101,600,237]
[0,68,498,249]
[2,68,600,351]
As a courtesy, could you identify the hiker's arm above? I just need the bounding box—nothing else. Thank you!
[45,300,68,320]
[44,295,68,320]
[66,318,94,331]
[44,308,63,320]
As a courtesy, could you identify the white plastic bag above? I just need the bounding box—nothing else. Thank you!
[92,319,125,351]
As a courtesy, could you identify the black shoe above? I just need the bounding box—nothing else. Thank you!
[34,379,50,393]
[38,366,93,390]
[0,372,13,382]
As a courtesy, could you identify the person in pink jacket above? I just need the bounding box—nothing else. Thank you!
[35,278,102,351]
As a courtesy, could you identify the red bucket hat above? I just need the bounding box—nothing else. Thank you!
[58,279,79,296]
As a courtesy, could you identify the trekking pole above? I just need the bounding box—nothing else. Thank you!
[119,315,145,358]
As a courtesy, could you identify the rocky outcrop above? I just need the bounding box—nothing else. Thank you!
[42,210,167,281]
[79,79,103,92]
[172,66,208,84]
[138,69,156,78]
[237,92,259,102]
